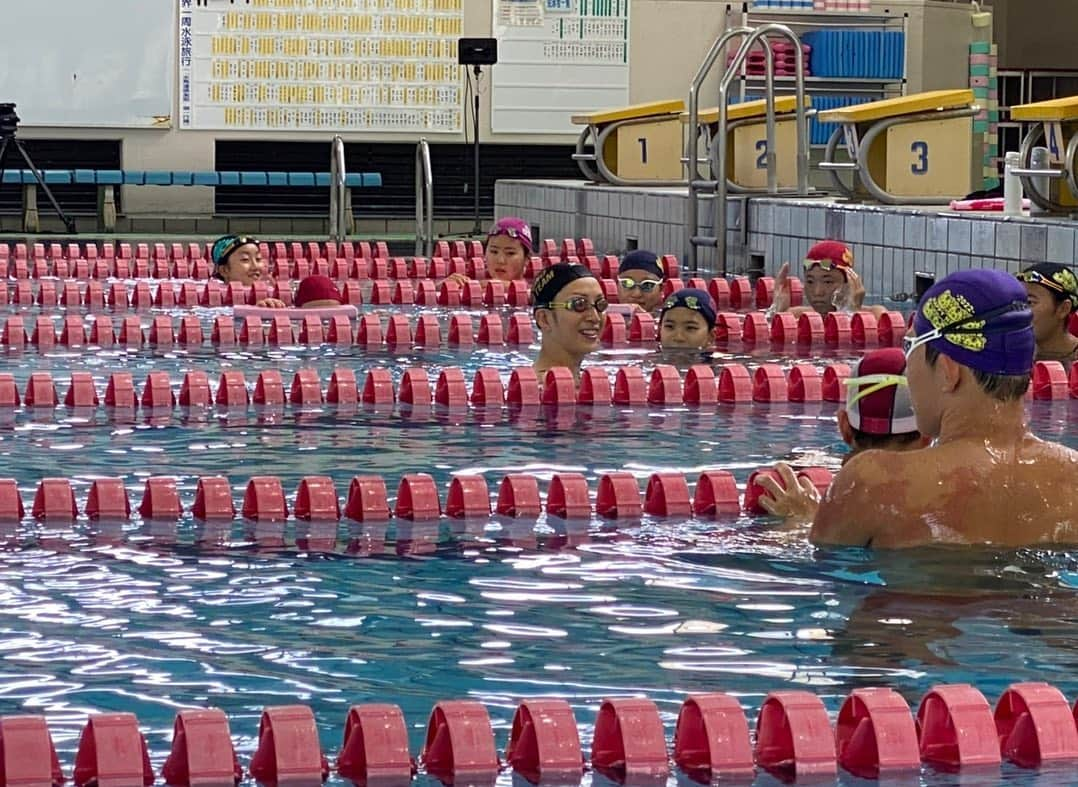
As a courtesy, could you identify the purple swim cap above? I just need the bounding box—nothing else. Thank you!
[912,269,1034,376]
[487,217,533,254]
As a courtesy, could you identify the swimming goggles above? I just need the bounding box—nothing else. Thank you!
[539,295,609,314]
[804,260,848,272]
[843,374,907,409]
[212,235,259,266]
[902,300,1030,358]
[488,224,531,243]
[1016,269,1078,305]
[617,277,662,293]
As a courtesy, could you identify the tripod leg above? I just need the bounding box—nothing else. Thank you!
[15,140,76,233]
[472,65,482,236]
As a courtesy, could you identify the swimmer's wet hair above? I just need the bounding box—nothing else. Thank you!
[924,344,1031,402]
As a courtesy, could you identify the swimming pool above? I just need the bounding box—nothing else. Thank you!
[1,276,1078,785]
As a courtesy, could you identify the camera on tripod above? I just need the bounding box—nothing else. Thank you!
[0,104,19,139]
[0,100,76,231]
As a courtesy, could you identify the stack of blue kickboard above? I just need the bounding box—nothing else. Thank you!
[748,0,814,7]
[801,30,904,79]
[741,94,874,146]
[809,96,875,145]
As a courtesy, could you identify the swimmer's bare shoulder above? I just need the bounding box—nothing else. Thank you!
[814,437,1078,548]
[811,447,929,547]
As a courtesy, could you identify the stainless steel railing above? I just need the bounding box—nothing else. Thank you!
[685,23,810,272]
[329,135,347,243]
[415,139,434,257]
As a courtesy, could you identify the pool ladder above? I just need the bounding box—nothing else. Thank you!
[415,139,434,258]
[328,135,352,242]
[685,22,811,273]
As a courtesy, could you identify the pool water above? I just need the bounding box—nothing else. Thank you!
[1,308,1077,786]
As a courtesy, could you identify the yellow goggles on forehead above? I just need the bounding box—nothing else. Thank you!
[1017,270,1078,304]
[843,373,907,409]
[804,259,847,272]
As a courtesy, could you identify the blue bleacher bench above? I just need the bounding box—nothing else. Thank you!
[0,169,381,188]
[2,169,382,232]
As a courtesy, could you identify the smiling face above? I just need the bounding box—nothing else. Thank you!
[536,277,606,357]
[485,235,527,282]
[218,242,264,286]
[617,269,664,311]
[1024,282,1072,345]
[660,306,712,348]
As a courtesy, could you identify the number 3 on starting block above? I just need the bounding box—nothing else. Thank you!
[910,141,929,175]
[885,116,971,197]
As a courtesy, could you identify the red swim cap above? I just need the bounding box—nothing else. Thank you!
[804,240,854,279]
[845,348,917,436]
[295,275,342,307]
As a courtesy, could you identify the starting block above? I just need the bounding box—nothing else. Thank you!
[1010,97,1078,212]
[819,89,978,204]
[685,95,813,192]
[572,99,686,185]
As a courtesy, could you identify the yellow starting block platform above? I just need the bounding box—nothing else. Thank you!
[682,96,813,193]
[571,99,686,186]
[818,89,978,205]
[1010,96,1078,212]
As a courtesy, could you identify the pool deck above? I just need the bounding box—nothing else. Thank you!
[496,179,1078,299]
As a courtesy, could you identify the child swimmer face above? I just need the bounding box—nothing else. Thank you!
[660,307,712,348]
[658,288,717,349]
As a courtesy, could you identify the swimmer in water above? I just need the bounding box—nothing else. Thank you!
[211,234,286,308]
[445,216,532,287]
[769,240,886,318]
[758,347,928,519]
[615,250,667,314]
[294,275,344,308]
[658,288,717,350]
[1016,262,1078,371]
[532,262,606,383]
[769,268,1078,548]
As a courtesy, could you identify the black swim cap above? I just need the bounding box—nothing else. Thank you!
[531,262,595,309]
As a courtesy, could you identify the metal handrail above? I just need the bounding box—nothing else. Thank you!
[329,135,347,242]
[685,22,810,273]
[415,139,433,257]
[685,26,754,189]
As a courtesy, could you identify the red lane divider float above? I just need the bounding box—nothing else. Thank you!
[2,466,829,523]
[917,683,1002,769]
[0,307,922,356]
[835,688,919,778]
[592,698,669,781]
[506,699,583,783]
[73,712,154,787]
[674,693,755,781]
[421,701,500,783]
[337,704,415,785]
[5,682,1078,783]
[0,363,895,419]
[249,705,330,784]
[161,709,242,786]
[0,236,589,277]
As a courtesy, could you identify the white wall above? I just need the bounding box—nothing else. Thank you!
[16,0,981,216]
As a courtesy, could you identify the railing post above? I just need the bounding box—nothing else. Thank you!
[330,135,346,243]
[415,139,433,258]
